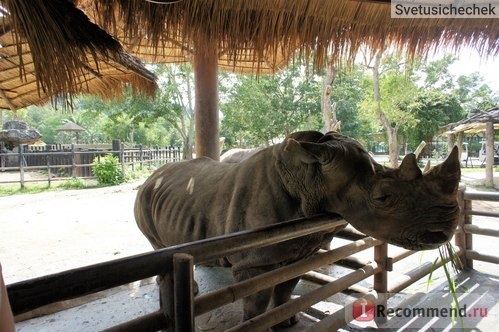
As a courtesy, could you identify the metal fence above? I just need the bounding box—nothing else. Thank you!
[6,188,498,331]
[0,144,182,187]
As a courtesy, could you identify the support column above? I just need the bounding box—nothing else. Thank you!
[193,42,220,160]
[456,132,464,162]
[485,122,494,188]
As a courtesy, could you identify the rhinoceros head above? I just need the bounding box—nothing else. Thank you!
[282,132,461,250]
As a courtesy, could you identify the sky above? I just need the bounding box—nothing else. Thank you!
[443,48,499,92]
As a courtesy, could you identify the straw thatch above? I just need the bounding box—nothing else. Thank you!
[446,108,499,134]
[77,0,499,73]
[56,122,86,132]
[0,0,158,111]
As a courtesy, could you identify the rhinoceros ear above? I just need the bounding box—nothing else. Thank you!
[399,153,422,181]
[284,138,330,164]
[430,146,461,194]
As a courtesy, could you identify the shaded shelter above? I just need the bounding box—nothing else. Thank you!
[0,0,158,112]
[76,0,499,159]
[56,121,86,144]
[446,107,499,187]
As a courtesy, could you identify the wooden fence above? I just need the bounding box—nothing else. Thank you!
[6,188,499,331]
[0,144,182,187]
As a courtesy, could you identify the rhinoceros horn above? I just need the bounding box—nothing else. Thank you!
[399,153,422,181]
[430,146,461,194]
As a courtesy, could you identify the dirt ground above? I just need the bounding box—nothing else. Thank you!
[0,176,153,284]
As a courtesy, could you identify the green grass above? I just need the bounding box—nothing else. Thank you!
[0,178,100,196]
[0,168,151,197]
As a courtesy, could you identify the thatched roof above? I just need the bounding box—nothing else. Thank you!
[2,0,498,110]
[0,0,158,111]
[77,0,499,73]
[446,108,499,134]
[56,122,86,132]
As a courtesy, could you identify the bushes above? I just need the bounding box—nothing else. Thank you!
[92,154,125,185]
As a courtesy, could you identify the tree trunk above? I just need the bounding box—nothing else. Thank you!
[321,62,340,132]
[485,121,494,188]
[371,49,399,168]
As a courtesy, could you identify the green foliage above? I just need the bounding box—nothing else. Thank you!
[221,59,322,148]
[402,90,464,148]
[329,66,373,143]
[454,73,499,111]
[58,178,86,189]
[92,154,126,185]
[0,179,95,196]
[0,184,49,196]
[360,52,420,129]
[7,54,497,155]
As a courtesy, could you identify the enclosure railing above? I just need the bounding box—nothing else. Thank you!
[0,144,182,187]
[6,188,499,331]
[456,190,499,268]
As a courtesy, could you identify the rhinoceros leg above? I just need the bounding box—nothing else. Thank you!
[233,267,275,321]
[272,277,301,327]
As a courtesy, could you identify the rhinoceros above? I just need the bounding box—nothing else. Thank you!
[134,131,460,324]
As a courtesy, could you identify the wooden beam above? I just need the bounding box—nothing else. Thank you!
[0,88,17,111]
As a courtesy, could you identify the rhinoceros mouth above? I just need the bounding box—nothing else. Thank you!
[419,231,449,245]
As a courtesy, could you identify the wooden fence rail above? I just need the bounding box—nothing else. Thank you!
[6,188,499,331]
[457,190,499,268]
[0,144,182,188]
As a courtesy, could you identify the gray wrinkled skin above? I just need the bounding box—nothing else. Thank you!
[135,131,461,324]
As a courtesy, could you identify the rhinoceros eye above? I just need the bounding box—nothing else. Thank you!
[374,193,391,203]
[372,186,392,203]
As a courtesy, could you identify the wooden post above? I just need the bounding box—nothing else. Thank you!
[456,131,464,163]
[19,145,25,189]
[485,121,494,188]
[193,39,220,160]
[71,144,76,178]
[173,253,195,332]
[47,158,52,187]
[455,187,473,269]
[139,145,144,168]
[373,242,388,324]
[447,133,456,154]
[120,143,125,175]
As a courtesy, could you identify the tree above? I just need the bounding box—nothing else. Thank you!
[421,54,456,91]
[146,64,196,159]
[220,60,322,148]
[321,61,339,132]
[361,49,419,167]
[453,73,498,111]
[326,65,371,142]
[402,90,463,149]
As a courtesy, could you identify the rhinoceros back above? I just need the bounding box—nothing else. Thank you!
[135,158,234,249]
[134,149,304,248]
